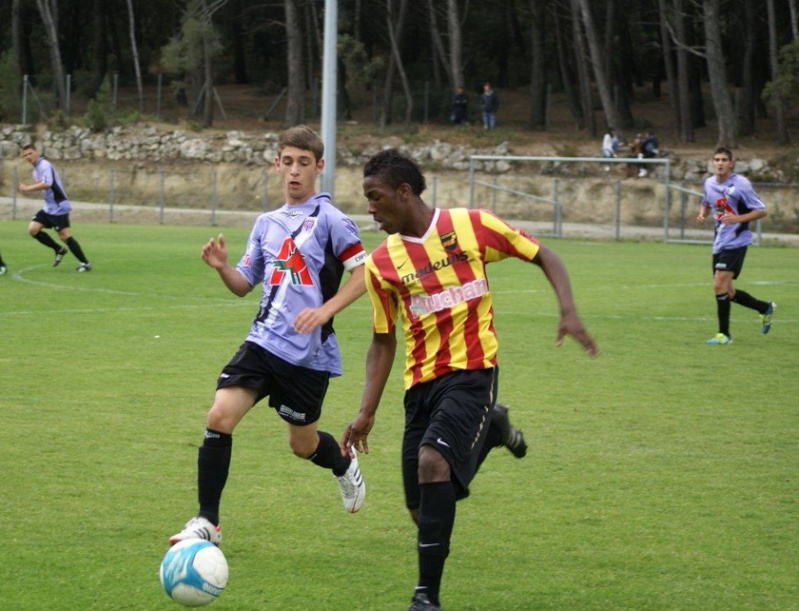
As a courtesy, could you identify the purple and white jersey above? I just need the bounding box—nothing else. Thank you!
[701,172,765,254]
[235,193,366,376]
[33,158,72,215]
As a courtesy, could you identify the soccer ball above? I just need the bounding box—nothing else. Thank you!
[160,538,229,607]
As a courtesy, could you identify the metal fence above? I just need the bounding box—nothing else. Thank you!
[3,153,797,245]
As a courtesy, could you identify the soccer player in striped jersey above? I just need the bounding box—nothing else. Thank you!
[342,149,598,611]
[19,144,92,272]
[169,126,366,547]
[697,147,775,345]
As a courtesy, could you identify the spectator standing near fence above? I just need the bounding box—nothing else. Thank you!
[480,82,499,130]
[451,86,469,126]
[697,146,775,345]
[18,144,92,272]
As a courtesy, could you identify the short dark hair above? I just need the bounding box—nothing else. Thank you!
[363,148,427,196]
[23,143,37,152]
[714,146,733,160]
[278,125,324,161]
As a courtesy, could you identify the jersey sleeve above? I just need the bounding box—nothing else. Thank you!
[236,216,266,286]
[473,209,540,263]
[364,255,397,334]
[329,209,367,271]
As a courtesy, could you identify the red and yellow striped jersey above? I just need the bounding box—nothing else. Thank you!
[365,208,540,389]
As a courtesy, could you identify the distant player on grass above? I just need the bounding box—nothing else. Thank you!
[697,146,775,345]
[341,148,598,611]
[169,125,367,546]
[18,144,92,272]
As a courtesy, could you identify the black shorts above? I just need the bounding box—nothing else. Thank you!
[217,341,330,426]
[32,210,71,232]
[713,246,748,279]
[402,368,498,510]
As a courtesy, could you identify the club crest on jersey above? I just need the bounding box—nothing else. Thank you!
[302,217,317,233]
[440,231,459,252]
[270,237,313,285]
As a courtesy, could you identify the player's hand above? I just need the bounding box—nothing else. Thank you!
[341,413,375,455]
[293,307,330,334]
[201,233,228,269]
[556,312,599,357]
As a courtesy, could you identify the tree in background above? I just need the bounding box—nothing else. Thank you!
[161,0,226,127]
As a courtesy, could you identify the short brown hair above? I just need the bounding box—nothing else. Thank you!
[713,146,733,160]
[277,125,324,161]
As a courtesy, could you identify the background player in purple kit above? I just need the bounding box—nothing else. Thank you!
[169,125,366,546]
[697,146,775,345]
[19,144,92,272]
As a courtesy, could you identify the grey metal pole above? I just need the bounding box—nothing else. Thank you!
[159,169,165,225]
[22,75,28,125]
[12,167,18,220]
[109,169,116,223]
[468,158,475,209]
[663,158,672,243]
[263,170,269,212]
[432,175,437,208]
[210,168,218,226]
[320,0,338,198]
[615,180,622,241]
[554,179,561,238]
[156,74,162,117]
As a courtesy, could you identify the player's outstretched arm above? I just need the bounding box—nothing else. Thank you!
[532,245,598,357]
[201,233,252,297]
[294,264,367,334]
[341,331,397,455]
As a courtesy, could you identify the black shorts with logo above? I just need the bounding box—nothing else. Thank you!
[217,341,330,426]
[713,246,748,279]
[32,210,71,232]
[401,368,498,510]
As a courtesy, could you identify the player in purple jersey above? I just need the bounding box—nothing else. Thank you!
[697,146,775,345]
[169,126,367,547]
[19,144,92,272]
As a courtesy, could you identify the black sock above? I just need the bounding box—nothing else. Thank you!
[65,237,88,264]
[197,429,232,526]
[309,431,350,476]
[416,481,456,607]
[716,294,731,337]
[33,231,61,251]
[732,290,770,314]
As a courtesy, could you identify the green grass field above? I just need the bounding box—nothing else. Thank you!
[1,219,797,610]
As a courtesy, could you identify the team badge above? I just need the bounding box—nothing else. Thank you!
[440,231,459,252]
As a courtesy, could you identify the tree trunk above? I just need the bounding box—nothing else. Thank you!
[570,0,596,137]
[91,0,107,94]
[658,0,681,138]
[447,0,464,88]
[528,0,547,129]
[737,0,756,136]
[229,0,249,84]
[555,4,584,129]
[125,0,144,112]
[34,0,67,110]
[284,0,305,126]
[790,0,799,41]
[426,0,453,88]
[577,0,623,133]
[12,0,24,79]
[703,0,736,147]
[767,0,789,144]
[673,0,693,141]
[386,0,413,124]
[380,0,409,126]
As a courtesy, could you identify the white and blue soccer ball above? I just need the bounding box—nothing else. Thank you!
[160,538,229,607]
